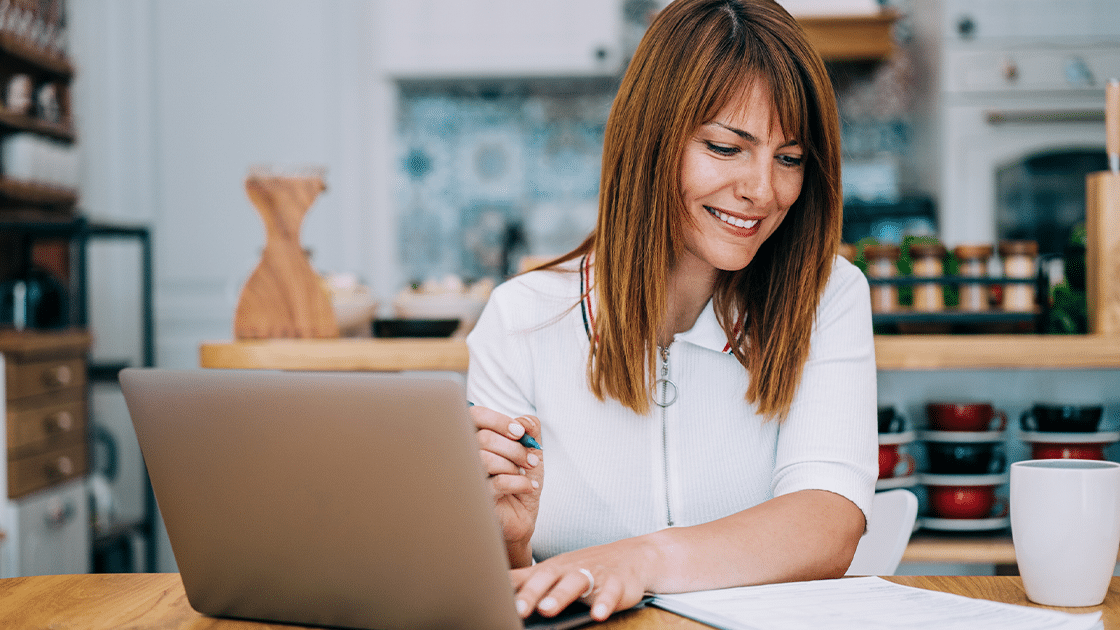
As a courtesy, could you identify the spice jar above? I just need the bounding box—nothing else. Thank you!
[864,244,900,313]
[953,244,993,312]
[909,241,947,312]
[998,240,1038,312]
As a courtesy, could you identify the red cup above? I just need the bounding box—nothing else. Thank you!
[927,484,1007,519]
[878,444,916,479]
[926,402,1007,432]
[1030,443,1106,460]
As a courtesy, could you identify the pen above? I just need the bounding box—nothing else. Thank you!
[467,401,542,450]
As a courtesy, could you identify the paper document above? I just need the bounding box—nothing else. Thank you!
[651,576,1102,630]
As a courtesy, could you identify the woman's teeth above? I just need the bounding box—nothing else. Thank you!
[706,206,759,229]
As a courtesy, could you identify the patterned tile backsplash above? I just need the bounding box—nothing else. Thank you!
[396,82,614,285]
[394,2,915,286]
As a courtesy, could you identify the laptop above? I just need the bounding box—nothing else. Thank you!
[120,368,629,630]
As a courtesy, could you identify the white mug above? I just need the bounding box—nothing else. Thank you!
[1010,459,1120,607]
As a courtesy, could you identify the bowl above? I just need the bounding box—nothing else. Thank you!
[372,318,460,338]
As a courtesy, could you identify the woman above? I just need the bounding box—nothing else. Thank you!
[467,0,877,622]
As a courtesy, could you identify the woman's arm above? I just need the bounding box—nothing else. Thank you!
[511,489,864,621]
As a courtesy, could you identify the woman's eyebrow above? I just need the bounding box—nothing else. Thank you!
[711,122,800,149]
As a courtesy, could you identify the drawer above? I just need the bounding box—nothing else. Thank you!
[7,393,86,457]
[4,357,86,400]
[8,443,87,499]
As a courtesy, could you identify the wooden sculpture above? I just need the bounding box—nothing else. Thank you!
[234,170,339,339]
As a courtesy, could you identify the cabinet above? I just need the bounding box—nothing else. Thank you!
[0,329,91,577]
[378,0,624,78]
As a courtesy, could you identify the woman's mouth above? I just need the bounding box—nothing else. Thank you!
[705,206,760,230]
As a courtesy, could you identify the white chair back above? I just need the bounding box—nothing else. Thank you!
[845,488,919,576]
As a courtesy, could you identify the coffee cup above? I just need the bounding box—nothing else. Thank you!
[878,406,905,433]
[878,444,915,479]
[926,402,1007,432]
[1020,404,1103,433]
[926,442,1005,475]
[1029,442,1106,460]
[926,483,1007,520]
[1011,459,1120,607]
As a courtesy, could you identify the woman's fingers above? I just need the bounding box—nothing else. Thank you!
[588,575,624,621]
[477,429,540,471]
[514,565,596,619]
[471,406,540,443]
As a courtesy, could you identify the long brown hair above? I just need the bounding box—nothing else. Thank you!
[544,0,842,419]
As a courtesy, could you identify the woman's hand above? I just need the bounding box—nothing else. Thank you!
[510,537,660,622]
[469,405,543,568]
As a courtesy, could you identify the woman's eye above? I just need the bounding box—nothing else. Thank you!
[705,141,739,156]
[778,154,804,167]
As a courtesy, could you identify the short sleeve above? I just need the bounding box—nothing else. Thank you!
[771,258,878,524]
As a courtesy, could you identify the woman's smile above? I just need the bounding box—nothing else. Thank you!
[704,205,763,234]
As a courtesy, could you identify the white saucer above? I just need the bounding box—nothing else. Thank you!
[1019,430,1120,444]
[876,475,918,490]
[917,430,1006,443]
[878,430,917,446]
[918,516,1010,532]
[918,472,1008,486]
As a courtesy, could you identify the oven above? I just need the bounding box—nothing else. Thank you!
[911,0,1120,256]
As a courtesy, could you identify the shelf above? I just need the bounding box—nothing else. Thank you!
[0,177,77,207]
[0,108,74,141]
[875,335,1120,370]
[0,32,72,77]
[903,533,1016,566]
[796,11,898,61]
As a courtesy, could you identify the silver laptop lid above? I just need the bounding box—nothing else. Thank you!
[120,368,522,630]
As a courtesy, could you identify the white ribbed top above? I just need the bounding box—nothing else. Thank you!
[466,256,877,560]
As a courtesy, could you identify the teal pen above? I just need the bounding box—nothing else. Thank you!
[467,401,542,450]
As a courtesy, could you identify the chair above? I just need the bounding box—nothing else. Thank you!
[845,488,919,576]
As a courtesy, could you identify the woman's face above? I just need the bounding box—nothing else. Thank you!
[677,79,805,277]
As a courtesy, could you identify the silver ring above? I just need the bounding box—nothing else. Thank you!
[577,568,595,597]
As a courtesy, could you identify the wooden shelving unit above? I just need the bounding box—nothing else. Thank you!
[875,335,1120,370]
[797,11,899,61]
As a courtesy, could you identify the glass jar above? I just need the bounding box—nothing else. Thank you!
[998,240,1038,312]
[909,241,947,312]
[864,244,900,313]
[953,244,993,312]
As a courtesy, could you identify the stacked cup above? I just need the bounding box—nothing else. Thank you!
[1019,403,1119,460]
[917,402,1010,532]
[876,406,917,491]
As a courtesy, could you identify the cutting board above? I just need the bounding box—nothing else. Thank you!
[1086,80,1120,335]
[234,172,339,339]
[1087,172,1120,335]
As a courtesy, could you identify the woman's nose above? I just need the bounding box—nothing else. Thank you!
[733,160,775,206]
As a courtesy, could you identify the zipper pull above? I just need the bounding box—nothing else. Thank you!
[654,345,677,407]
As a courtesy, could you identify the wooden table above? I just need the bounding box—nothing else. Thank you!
[0,573,1117,629]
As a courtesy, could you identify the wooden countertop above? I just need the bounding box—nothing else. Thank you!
[3,573,1119,629]
[199,334,1120,372]
[200,337,469,372]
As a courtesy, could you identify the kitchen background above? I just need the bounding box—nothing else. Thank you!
[4,0,1112,576]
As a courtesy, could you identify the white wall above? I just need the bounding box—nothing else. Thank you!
[69,0,396,370]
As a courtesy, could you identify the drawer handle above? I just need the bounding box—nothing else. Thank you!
[41,364,73,388]
[43,410,74,434]
[44,455,74,479]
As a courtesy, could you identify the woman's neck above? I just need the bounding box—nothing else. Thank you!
[659,257,718,347]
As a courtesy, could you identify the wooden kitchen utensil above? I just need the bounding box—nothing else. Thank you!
[1086,79,1120,335]
[234,170,339,339]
